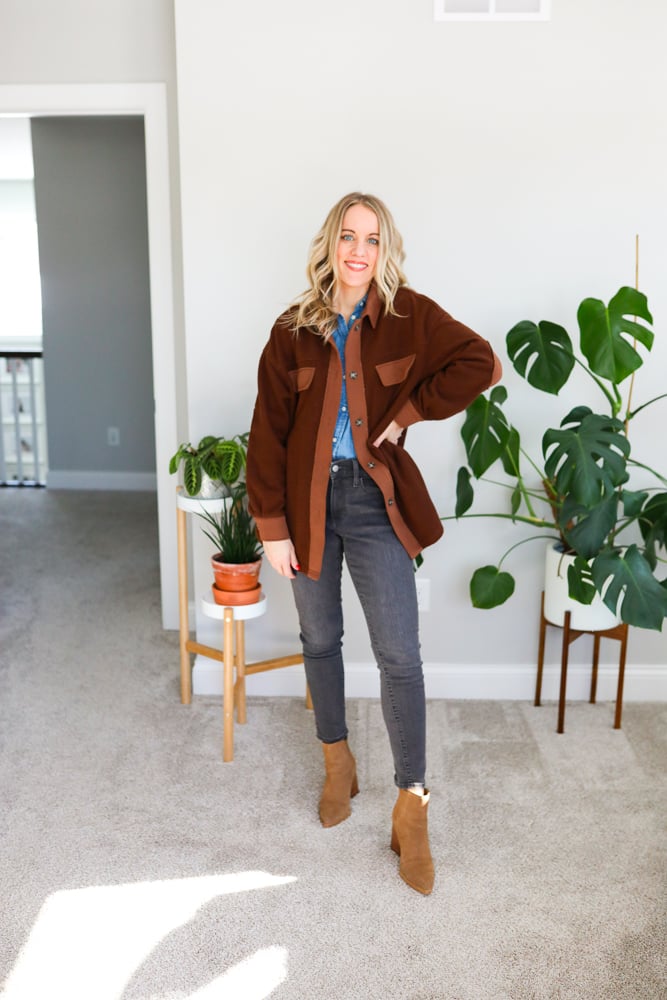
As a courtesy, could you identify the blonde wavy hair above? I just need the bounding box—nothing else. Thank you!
[288,192,408,340]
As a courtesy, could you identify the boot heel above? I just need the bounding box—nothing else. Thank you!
[390,825,400,855]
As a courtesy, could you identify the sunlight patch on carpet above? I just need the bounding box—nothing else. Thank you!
[3,871,296,1000]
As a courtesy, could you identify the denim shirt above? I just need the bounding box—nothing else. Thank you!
[331,295,367,460]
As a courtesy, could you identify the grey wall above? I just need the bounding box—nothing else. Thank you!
[31,116,155,477]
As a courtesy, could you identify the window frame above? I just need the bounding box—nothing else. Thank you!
[433,0,551,21]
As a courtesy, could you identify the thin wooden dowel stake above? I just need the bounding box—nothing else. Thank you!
[624,233,640,434]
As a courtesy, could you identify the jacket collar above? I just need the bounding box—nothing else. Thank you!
[364,284,381,329]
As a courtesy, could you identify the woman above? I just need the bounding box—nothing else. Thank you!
[246,192,501,895]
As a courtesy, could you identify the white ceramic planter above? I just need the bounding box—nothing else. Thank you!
[194,473,229,500]
[543,542,621,631]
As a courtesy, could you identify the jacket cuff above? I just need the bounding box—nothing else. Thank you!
[254,515,290,542]
[395,398,423,429]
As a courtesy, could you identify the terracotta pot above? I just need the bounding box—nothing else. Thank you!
[543,543,620,630]
[211,554,262,593]
[212,582,262,606]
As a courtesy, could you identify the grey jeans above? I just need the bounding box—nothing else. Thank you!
[291,458,426,788]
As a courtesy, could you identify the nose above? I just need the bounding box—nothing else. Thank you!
[349,238,366,257]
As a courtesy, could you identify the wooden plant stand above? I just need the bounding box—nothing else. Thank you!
[535,592,629,734]
[176,487,310,760]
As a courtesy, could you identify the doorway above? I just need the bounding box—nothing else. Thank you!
[0,84,179,628]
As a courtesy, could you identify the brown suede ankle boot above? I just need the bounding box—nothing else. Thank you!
[319,739,359,828]
[390,788,435,894]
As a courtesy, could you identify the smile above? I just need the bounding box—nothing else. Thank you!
[345,261,367,271]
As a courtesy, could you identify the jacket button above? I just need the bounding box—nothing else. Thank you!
[355,418,363,426]
[349,371,358,379]
[367,462,375,469]
[387,498,394,506]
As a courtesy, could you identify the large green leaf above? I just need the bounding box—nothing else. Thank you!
[592,544,667,630]
[577,286,654,385]
[183,456,202,496]
[455,466,474,517]
[460,390,512,478]
[543,408,630,507]
[566,555,596,605]
[506,319,575,395]
[470,566,515,609]
[638,492,667,568]
[168,444,190,476]
[196,435,219,453]
[499,426,521,479]
[217,440,245,483]
[202,454,224,480]
[559,492,619,559]
[622,488,649,518]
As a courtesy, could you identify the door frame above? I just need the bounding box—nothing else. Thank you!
[0,84,179,627]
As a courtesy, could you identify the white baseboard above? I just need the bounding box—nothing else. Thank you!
[47,471,157,491]
[192,656,667,702]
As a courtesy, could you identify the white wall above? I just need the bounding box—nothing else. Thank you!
[1,1,663,698]
[0,0,173,84]
[174,0,667,698]
[0,118,34,178]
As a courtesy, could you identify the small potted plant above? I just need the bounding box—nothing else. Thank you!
[197,481,263,605]
[447,285,667,631]
[169,432,249,498]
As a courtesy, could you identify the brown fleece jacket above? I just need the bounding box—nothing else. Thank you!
[246,284,500,580]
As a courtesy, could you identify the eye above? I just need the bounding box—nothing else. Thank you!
[341,233,354,242]
[368,237,379,246]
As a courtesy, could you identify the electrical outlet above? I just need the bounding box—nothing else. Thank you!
[107,427,120,446]
[415,578,430,612]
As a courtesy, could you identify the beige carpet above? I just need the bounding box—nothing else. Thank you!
[1,489,666,1000]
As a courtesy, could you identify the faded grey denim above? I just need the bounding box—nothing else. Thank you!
[291,458,426,788]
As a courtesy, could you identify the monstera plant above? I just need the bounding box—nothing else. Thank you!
[449,286,667,630]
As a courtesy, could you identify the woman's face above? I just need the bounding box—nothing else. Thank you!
[335,203,379,298]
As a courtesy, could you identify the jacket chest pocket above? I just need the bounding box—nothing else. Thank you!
[289,366,316,392]
[375,354,416,386]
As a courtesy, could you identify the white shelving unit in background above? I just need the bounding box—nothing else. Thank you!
[0,347,48,486]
